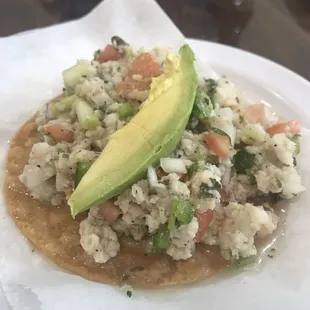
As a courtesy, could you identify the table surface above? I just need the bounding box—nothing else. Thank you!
[1,0,310,81]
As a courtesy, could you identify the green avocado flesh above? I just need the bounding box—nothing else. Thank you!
[68,44,198,216]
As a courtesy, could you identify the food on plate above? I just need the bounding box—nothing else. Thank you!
[4,37,305,287]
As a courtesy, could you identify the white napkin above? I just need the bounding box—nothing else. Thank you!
[1,0,310,309]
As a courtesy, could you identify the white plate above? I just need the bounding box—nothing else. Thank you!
[1,8,310,307]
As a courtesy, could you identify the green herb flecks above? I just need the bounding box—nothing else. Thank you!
[233,149,256,174]
[188,162,199,178]
[198,180,221,198]
[267,247,277,258]
[192,91,213,121]
[204,79,217,97]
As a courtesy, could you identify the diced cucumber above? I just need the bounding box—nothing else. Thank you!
[116,103,137,118]
[198,181,221,198]
[63,60,92,91]
[168,212,176,230]
[168,198,195,229]
[152,225,171,251]
[75,99,101,130]
[51,95,77,116]
[233,149,255,174]
[234,255,257,269]
[75,162,92,188]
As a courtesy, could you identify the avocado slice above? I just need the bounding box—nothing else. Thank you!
[68,44,198,216]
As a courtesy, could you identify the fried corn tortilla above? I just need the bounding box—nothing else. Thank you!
[4,115,230,288]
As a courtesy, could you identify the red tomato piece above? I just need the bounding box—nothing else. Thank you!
[204,133,230,158]
[44,123,73,142]
[195,209,214,242]
[132,53,162,77]
[96,44,121,63]
[266,120,301,136]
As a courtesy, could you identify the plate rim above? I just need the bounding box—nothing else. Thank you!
[187,37,310,87]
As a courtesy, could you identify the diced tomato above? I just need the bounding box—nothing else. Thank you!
[195,210,214,242]
[132,53,162,77]
[204,133,230,158]
[98,200,122,224]
[44,123,73,142]
[96,44,121,63]
[243,104,265,124]
[116,79,151,96]
[266,120,301,137]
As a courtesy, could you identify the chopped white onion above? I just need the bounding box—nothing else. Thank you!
[160,158,187,174]
[218,107,234,121]
[182,159,193,168]
[147,166,158,187]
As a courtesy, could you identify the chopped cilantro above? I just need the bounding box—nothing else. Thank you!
[94,49,101,59]
[198,180,221,198]
[192,91,213,121]
[126,290,132,298]
[233,149,256,174]
[204,78,217,97]
[188,162,199,178]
